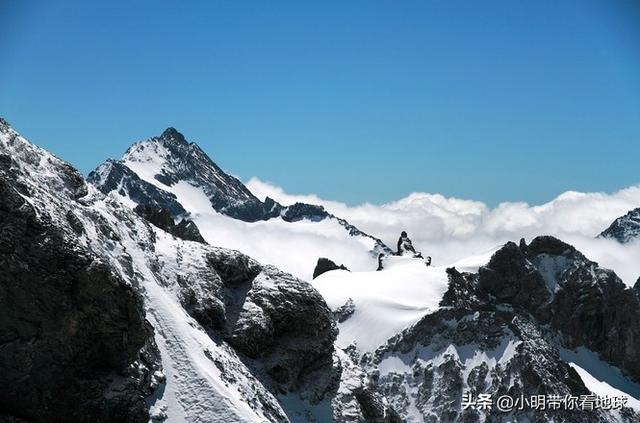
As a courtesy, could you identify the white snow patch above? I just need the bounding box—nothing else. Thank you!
[450,246,501,273]
[169,181,215,215]
[312,256,449,352]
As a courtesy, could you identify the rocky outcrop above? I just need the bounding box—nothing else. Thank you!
[313,258,350,279]
[172,245,339,393]
[477,240,551,315]
[281,202,329,222]
[371,307,610,422]
[134,204,205,243]
[599,207,640,243]
[396,231,423,258]
[233,266,337,390]
[333,298,356,323]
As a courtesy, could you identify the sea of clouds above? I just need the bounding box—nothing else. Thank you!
[246,178,640,285]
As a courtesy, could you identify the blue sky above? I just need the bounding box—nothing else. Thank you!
[1,0,639,206]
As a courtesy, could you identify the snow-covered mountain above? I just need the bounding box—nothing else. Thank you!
[599,208,640,244]
[88,128,390,279]
[0,119,397,422]
[2,118,640,422]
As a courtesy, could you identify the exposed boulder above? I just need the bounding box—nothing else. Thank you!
[230,266,338,391]
[313,257,350,279]
[154,240,340,396]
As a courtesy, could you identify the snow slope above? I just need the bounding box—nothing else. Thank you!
[561,347,640,412]
[312,256,449,353]
[310,245,501,354]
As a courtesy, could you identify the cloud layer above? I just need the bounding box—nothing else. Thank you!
[247,177,640,285]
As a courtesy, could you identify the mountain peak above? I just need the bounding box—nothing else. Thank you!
[600,207,640,243]
[159,127,188,145]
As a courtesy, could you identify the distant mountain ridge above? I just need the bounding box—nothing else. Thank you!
[88,127,391,256]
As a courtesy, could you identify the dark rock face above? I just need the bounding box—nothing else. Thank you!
[599,207,640,244]
[494,236,640,382]
[366,236,640,422]
[231,266,338,391]
[158,243,340,396]
[354,389,404,423]
[517,236,640,382]
[0,159,157,422]
[134,204,205,243]
[477,241,551,315]
[372,306,604,422]
[88,160,187,217]
[527,235,578,256]
[313,257,350,279]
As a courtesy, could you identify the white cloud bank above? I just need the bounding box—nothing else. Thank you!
[247,178,640,285]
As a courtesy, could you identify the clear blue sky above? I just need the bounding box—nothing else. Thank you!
[1,0,639,206]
